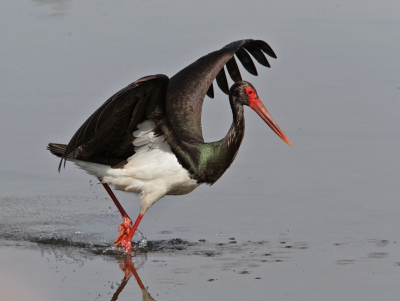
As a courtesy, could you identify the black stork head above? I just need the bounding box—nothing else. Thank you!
[230,81,292,146]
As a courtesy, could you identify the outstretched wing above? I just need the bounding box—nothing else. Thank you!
[208,40,276,97]
[165,39,276,143]
[54,74,169,171]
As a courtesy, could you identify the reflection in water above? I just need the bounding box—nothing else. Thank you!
[27,236,310,301]
[112,257,155,301]
[32,0,70,18]
[36,241,156,301]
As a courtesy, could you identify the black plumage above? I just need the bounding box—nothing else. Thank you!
[48,39,291,252]
[49,39,277,183]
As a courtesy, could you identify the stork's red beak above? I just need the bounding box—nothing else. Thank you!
[249,98,292,146]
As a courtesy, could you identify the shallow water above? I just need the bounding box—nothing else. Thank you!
[1,0,400,300]
[1,197,399,301]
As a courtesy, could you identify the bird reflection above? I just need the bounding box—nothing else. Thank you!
[35,242,156,300]
[111,256,155,301]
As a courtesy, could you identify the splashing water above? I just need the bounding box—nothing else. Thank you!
[136,230,147,249]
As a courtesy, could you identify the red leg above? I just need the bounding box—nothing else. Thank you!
[121,213,143,252]
[98,178,133,248]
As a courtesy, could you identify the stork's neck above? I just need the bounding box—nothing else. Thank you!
[191,97,245,184]
[163,95,246,185]
[223,100,246,162]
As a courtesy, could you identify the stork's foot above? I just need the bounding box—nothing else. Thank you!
[114,213,144,253]
[114,217,133,248]
[120,235,134,253]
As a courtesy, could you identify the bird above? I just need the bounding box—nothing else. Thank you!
[47,39,291,252]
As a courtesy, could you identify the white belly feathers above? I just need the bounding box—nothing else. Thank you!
[74,120,199,214]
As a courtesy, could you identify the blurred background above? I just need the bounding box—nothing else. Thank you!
[0,1,399,300]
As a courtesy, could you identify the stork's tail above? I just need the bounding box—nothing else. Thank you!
[47,143,68,158]
[47,143,73,172]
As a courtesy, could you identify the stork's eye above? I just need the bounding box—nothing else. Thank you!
[245,87,256,97]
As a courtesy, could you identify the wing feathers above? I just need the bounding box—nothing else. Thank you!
[252,40,277,58]
[206,83,214,98]
[244,44,271,67]
[226,56,242,82]
[235,48,258,76]
[55,75,169,171]
[206,39,277,97]
[50,40,277,176]
[216,67,229,95]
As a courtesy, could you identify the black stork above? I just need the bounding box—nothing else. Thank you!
[48,39,291,252]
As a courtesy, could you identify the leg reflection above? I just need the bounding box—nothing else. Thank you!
[111,256,155,301]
